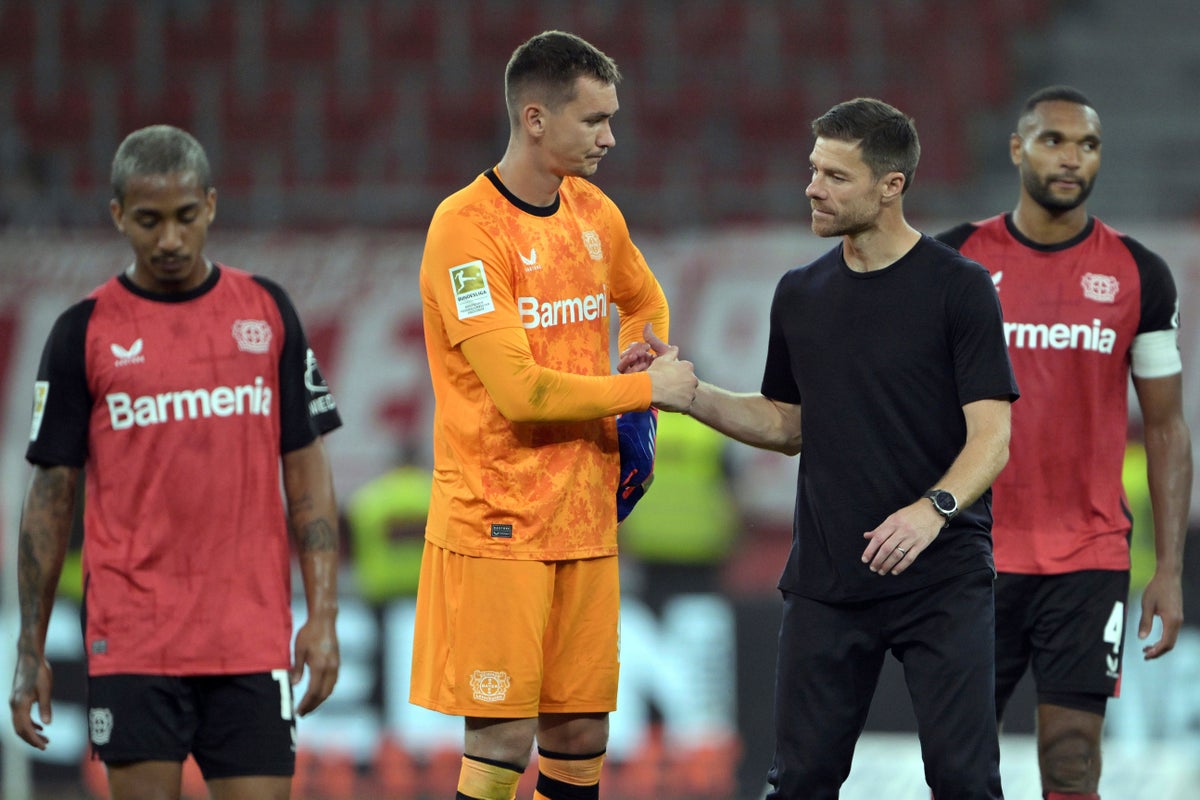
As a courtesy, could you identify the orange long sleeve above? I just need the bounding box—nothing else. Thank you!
[460,326,652,423]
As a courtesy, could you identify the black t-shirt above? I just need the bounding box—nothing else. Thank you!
[762,235,1019,602]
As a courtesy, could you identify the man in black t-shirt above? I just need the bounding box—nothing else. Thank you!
[634,98,1019,799]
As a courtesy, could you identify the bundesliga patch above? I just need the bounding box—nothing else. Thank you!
[450,260,496,319]
[29,381,49,442]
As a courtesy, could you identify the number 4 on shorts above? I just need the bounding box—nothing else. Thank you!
[1103,601,1125,655]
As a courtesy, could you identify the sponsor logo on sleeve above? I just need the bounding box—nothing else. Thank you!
[30,381,49,442]
[305,348,337,416]
[450,261,496,320]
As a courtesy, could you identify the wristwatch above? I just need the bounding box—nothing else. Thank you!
[923,489,959,525]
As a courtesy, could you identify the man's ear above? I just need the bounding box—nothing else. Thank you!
[109,198,125,234]
[522,103,546,138]
[881,171,906,202]
[1009,132,1023,167]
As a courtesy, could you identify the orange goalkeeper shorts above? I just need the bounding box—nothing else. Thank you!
[409,541,620,718]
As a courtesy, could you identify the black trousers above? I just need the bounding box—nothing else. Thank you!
[766,568,1003,800]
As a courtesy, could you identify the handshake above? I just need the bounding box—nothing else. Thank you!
[615,324,698,522]
[618,323,698,413]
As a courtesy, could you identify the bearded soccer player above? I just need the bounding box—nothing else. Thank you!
[937,86,1193,800]
[9,125,342,800]
[411,30,697,800]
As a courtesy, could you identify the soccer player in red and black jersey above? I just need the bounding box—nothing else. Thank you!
[937,86,1193,800]
[9,125,343,800]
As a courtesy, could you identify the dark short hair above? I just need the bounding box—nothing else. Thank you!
[811,98,920,193]
[1020,85,1094,116]
[504,30,621,120]
[111,125,211,204]
[1016,85,1097,135]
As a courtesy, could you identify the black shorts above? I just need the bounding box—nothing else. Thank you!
[87,671,297,779]
[994,570,1130,716]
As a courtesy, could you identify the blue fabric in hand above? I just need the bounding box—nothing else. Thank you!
[616,407,658,522]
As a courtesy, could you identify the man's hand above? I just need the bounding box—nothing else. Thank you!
[10,650,54,749]
[1138,571,1183,659]
[618,339,655,374]
[860,499,944,576]
[642,324,697,412]
[291,614,339,716]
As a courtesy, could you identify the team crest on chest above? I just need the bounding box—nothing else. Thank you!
[582,230,603,261]
[232,319,272,353]
[1080,273,1119,304]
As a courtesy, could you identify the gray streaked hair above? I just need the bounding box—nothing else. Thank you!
[111,125,211,204]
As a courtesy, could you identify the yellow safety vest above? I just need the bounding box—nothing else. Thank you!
[346,466,432,602]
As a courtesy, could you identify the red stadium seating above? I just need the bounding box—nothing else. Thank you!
[4,0,1058,229]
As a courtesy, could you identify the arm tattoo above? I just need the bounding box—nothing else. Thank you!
[17,467,77,649]
[296,518,337,553]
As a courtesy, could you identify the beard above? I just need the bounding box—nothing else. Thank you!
[810,202,877,239]
[1023,167,1095,213]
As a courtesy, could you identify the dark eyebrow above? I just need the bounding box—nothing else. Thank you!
[133,201,201,218]
[1038,128,1100,145]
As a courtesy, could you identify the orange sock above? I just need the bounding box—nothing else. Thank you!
[456,754,523,800]
[532,748,605,800]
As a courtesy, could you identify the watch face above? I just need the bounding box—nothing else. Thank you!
[932,490,956,514]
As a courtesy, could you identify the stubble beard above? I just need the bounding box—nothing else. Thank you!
[1025,168,1095,213]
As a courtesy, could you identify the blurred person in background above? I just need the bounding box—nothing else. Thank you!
[633,97,1018,799]
[8,124,343,800]
[937,85,1193,800]
[345,437,431,606]
[409,30,696,800]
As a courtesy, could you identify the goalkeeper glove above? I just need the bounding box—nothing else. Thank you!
[616,407,658,522]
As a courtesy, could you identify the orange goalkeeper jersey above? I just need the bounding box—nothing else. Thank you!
[420,169,669,559]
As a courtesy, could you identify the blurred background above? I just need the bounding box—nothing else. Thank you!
[2,1,1200,799]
